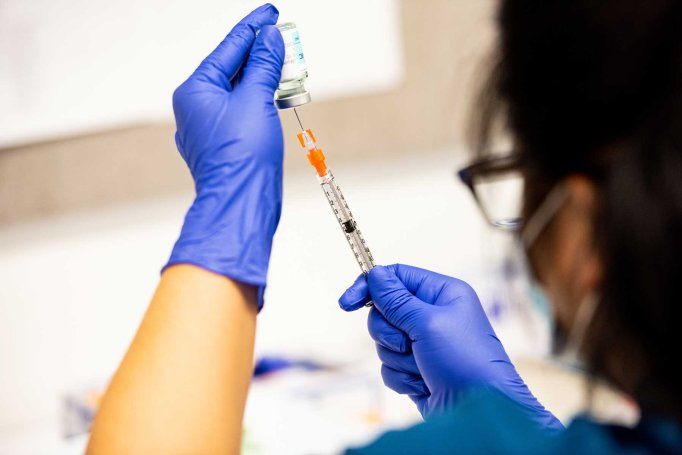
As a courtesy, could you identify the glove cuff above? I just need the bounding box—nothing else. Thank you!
[164,165,282,311]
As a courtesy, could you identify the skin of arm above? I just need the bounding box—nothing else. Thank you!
[87,264,257,454]
[88,5,285,452]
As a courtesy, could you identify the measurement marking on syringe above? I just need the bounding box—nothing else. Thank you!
[296,127,376,305]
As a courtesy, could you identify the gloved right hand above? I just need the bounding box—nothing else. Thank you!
[339,264,563,431]
[165,4,284,309]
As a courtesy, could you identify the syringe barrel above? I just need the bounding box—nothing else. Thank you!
[318,171,375,276]
[296,128,375,306]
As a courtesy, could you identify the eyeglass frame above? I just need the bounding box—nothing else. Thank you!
[457,154,527,231]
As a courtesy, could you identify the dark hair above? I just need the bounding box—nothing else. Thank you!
[475,0,682,420]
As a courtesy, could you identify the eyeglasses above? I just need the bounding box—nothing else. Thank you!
[457,154,526,231]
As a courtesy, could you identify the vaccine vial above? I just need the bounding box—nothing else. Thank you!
[275,22,311,109]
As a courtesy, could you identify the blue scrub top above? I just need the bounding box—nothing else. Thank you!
[345,389,682,454]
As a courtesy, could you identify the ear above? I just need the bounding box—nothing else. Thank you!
[560,175,603,299]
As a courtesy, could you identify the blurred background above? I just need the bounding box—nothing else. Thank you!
[0,1,637,453]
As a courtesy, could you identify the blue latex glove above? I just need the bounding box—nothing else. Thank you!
[166,4,285,309]
[339,264,564,431]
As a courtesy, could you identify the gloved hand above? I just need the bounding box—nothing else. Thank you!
[339,264,563,431]
[166,4,284,309]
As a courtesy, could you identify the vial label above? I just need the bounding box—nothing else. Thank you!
[279,27,307,82]
[292,32,305,66]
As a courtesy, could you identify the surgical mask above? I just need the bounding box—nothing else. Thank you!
[514,183,600,370]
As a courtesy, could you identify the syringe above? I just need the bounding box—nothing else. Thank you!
[293,111,376,284]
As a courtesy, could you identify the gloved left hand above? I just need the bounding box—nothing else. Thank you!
[165,4,284,309]
[339,264,564,432]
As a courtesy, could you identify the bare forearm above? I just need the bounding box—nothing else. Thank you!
[87,265,257,454]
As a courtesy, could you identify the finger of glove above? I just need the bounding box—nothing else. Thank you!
[387,263,474,307]
[376,344,420,376]
[338,273,371,312]
[367,307,410,353]
[238,25,285,97]
[381,365,429,396]
[194,4,278,89]
[367,265,426,335]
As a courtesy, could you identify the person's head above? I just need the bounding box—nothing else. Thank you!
[473,0,682,420]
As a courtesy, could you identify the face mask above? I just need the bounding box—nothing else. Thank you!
[514,183,600,370]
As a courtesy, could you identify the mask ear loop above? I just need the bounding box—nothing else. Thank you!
[557,293,600,367]
[519,181,600,364]
[513,181,603,415]
[520,181,600,367]
[557,293,600,416]
[521,184,570,248]
[500,183,570,357]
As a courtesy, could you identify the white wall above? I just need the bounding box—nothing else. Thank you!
[0,0,403,147]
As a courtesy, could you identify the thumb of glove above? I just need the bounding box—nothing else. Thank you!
[240,25,285,96]
[368,265,426,337]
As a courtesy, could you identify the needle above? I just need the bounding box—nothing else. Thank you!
[293,108,304,131]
